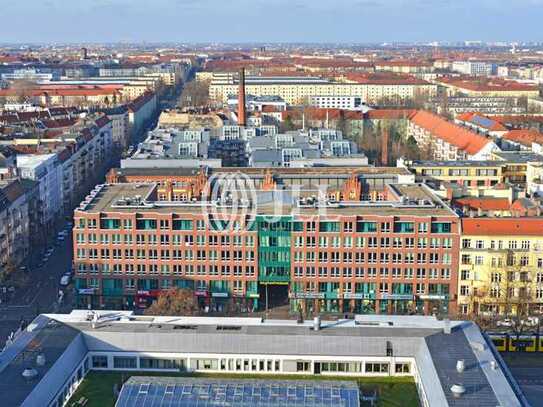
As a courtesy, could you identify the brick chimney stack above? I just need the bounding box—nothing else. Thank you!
[238,68,246,127]
[381,127,389,166]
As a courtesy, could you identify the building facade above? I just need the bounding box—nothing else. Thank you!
[458,218,543,318]
[17,153,62,230]
[407,111,499,161]
[72,175,459,316]
[209,74,437,105]
[0,179,34,274]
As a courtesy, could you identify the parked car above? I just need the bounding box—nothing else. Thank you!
[60,274,71,287]
[497,319,513,327]
[522,317,540,327]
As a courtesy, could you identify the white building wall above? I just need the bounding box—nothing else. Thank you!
[17,154,62,227]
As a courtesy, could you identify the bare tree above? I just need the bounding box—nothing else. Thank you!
[469,250,540,338]
[179,80,210,108]
[10,79,37,103]
[144,288,199,316]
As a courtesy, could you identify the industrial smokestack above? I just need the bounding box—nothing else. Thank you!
[238,68,246,127]
[381,127,389,166]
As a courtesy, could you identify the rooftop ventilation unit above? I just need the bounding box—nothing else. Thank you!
[22,368,38,381]
[313,316,321,331]
[450,384,465,398]
[456,359,465,373]
[443,318,451,334]
[36,353,46,367]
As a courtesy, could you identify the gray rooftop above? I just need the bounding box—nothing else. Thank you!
[492,151,543,163]
[0,317,83,407]
[410,160,507,168]
[76,182,457,217]
[0,312,526,407]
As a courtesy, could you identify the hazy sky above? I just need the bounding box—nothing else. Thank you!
[2,0,543,43]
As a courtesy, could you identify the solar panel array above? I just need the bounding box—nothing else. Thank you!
[115,378,360,407]
[471,115,497,129]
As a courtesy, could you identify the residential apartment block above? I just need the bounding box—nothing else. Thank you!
[407,111,500,161]
[458,218,543,317]
[0,179,36,274]
[209,74,437,105]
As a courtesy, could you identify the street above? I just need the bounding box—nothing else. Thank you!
[0,83,182,348]
[0,221,75,346]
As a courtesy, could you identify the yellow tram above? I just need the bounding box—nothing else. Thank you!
[487,332,542,352]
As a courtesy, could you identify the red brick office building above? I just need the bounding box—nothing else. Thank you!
[73,169,459,316]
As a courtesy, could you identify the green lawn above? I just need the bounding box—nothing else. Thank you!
[68,371,419,407]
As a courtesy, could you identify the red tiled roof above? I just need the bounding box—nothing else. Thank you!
[490,115,543,124]
[365,109,416,120]
[41,118,78,129]
[262,105,282,113]
[503,129,543,147]
[456,112,507,131]
[344,73,430,85]
[374,60,433,67]
[462,218,543,236]
[0,88,119,97]
[454,197,511,211]
[282,108,363,121]
[439,76,539,92]
[410,110,491,155]
[456,112,476,122]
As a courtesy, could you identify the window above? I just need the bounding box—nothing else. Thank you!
[136,219,157,230]
[394,222,414,233]
[357,221,377,233]
[113,356,137,369]
[92,355,108,368]
[365,363,389,373]
[140,358,185,370]
[395,363,410,374]
[431,222,451,233]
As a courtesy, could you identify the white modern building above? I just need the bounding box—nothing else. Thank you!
[451,61,497,77]
[0,312,527,407]
[308,96,370,111]
[1,68,55,82]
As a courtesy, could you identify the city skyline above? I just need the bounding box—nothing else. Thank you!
[2,0,543,43]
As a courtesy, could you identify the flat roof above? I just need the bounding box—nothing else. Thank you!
[0,312,525,407]
[77,183,456,217]
[0,318,81,407]
[492,151,543,163]
[112,166,411,178]
[410,160,506,168]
